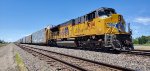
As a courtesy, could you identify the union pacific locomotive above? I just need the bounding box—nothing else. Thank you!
[17,7,134,51]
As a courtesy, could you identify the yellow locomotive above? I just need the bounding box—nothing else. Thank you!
[47,7,134,51]
[17,7,134,51]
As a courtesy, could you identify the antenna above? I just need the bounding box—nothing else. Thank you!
[128,23,132,34]
[128,23,130,32]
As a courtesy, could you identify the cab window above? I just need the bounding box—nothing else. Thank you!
[98,9,116,17]
[86,11,96,21]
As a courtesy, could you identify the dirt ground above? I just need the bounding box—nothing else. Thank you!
[134,46,150,50]
[0,43,17,71]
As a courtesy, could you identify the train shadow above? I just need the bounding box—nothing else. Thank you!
[23,43,121,54]
[20,44,150,56]
[56,46,150,56]
[52,46,121,54]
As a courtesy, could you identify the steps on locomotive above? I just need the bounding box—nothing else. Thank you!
[104,34,113,47]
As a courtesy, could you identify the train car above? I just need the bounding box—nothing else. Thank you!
[47,7,134,51]
[25,35,32,44]
[19,39,23,43]
[22,37,26,44]
[31,27,51,45]
[20,38,23,43]
[15,39,21,44]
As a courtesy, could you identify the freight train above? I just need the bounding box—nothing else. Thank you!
[16,7,134,51]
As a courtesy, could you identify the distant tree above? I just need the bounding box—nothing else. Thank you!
[133,36,150,45]
[0,39,5,43]
[0,40,2,43]
[133,39,138,44]
[146,36,150,44]
[138,36,148,44]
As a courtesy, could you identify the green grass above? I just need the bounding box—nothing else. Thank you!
[0,43,7,47]
[143,43,150,46]
[134,43,150,46]
[15,53,27,71]
[134,44,140,46]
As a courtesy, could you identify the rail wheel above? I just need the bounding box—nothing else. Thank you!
[112,39,123,51]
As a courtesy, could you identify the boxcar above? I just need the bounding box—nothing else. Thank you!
[25,35,32,44]
[22,37,26,44]
[31,28,47,45]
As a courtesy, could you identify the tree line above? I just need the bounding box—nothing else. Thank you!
[133,36,150,44]
[0,39,6,43]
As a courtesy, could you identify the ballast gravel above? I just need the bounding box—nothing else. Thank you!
[23,44,150,71]
[14,44,57,71]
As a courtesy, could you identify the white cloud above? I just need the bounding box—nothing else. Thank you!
[133,17,150,25]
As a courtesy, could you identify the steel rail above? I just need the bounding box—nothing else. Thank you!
[16,44,134,71]
[17,44,88,71]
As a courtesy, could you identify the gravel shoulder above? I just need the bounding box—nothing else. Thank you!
[14,44,58,71]
[23,44,150,71]
[0,43,17,71]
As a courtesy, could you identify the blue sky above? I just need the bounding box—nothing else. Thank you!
[0,0,150,42]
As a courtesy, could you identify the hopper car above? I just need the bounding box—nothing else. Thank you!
[17,7,134,51]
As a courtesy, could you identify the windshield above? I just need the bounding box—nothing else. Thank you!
[98,9,116,17]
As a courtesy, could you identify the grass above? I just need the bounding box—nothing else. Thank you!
[134,43,150,46]
[143,43,150,46]
[15,53,27,71]
[134,44,141,46]
[0,43,7,47]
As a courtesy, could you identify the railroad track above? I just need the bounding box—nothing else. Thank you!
[121,50,150,56]
[16,44,134,71]
[24,44,150,56]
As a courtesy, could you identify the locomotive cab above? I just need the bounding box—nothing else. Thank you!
[96,8,134,51]
[98,8,116,19]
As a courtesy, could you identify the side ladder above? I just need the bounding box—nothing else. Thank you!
[104,34,113,47]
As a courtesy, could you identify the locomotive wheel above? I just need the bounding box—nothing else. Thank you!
[126,45,134,51]
[112,41,134,51]
[112,40,122,51]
